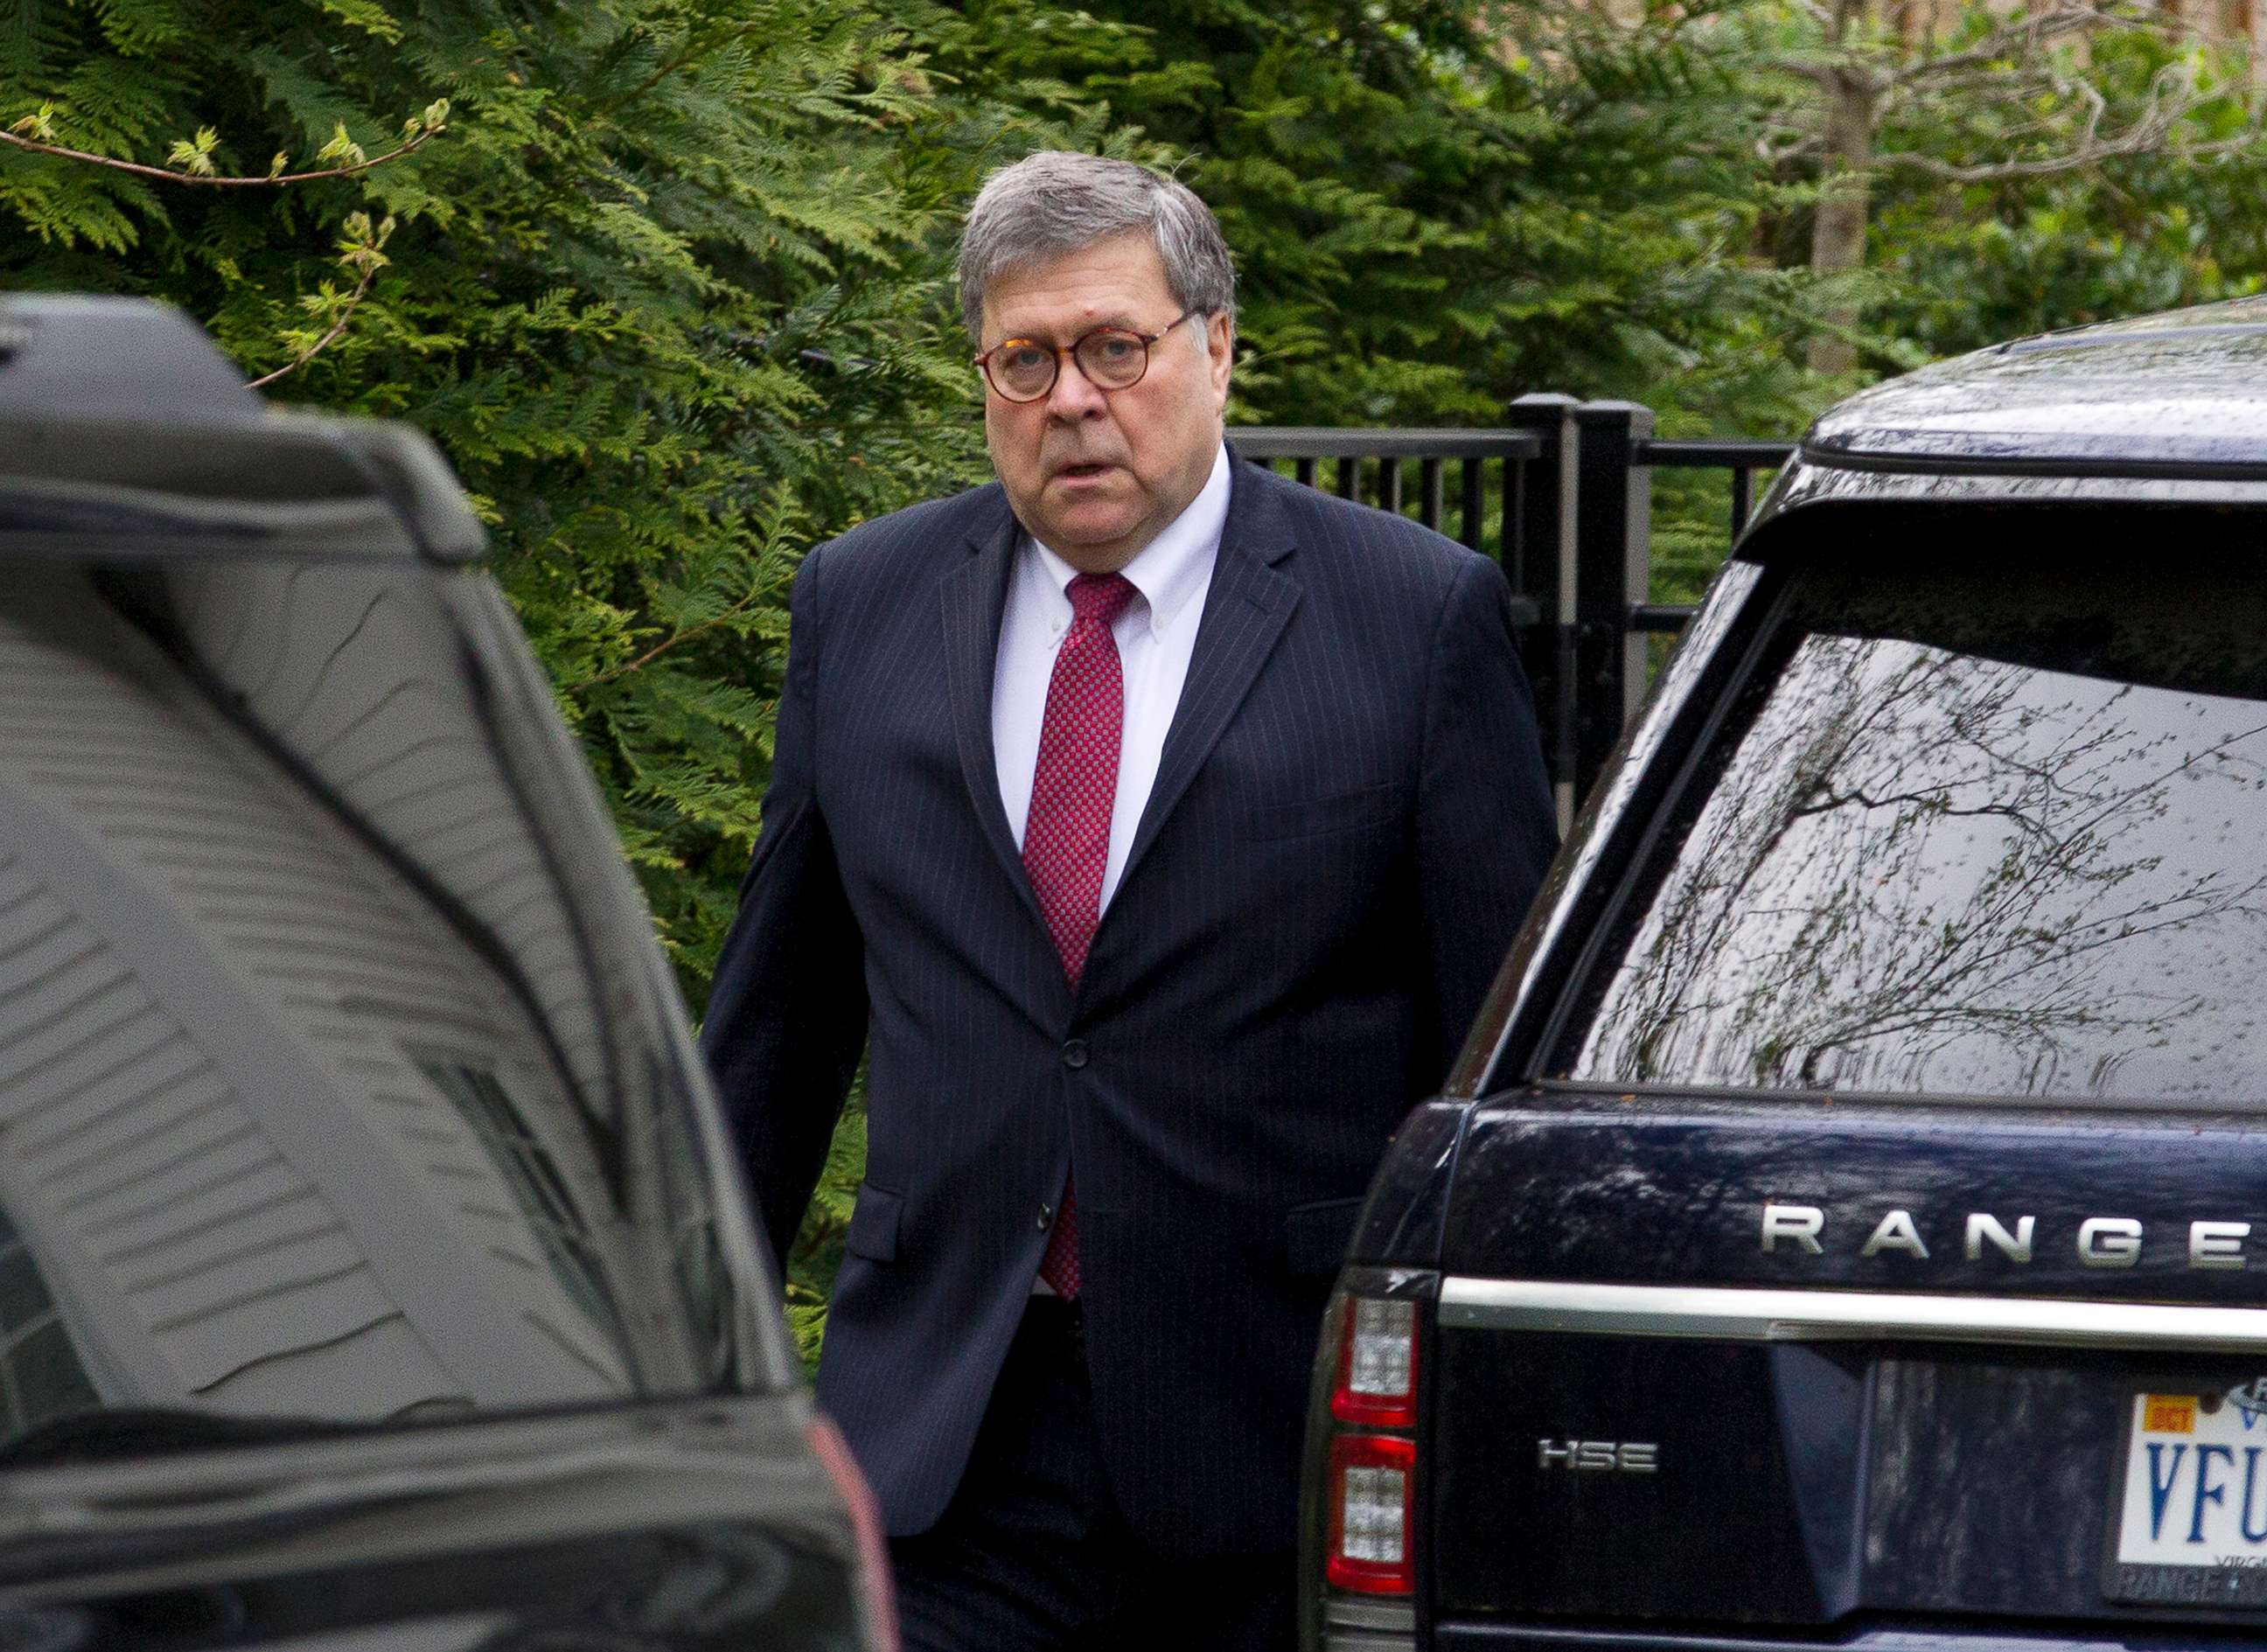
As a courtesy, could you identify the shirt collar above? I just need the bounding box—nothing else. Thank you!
[1029,443,1231,640]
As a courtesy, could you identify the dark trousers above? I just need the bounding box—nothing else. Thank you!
[890,1297,1297,1652]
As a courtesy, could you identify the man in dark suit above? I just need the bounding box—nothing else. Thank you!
[701,151,1557,1649]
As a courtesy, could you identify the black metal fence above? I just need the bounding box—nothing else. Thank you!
[1228,398,1796,821]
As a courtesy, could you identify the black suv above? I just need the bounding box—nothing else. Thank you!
[1304,302,2267,1651]
[0,296,892,1649]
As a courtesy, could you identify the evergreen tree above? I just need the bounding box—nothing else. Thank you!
[933,0,1836,438]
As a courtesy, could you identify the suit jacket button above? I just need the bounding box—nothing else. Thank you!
[1060,1038,1089,1070]
[1037,1203,1055,1230]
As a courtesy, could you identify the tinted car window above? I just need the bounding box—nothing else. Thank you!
[0,555,778,1455]
[1560,538,2267,1104]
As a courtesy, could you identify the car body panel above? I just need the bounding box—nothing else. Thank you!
[1801,297,2267,473]
[0,1397,866,1649]
[1438,1098,2267,1301]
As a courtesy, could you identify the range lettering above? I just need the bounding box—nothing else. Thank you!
[1761,1203,2257,1270]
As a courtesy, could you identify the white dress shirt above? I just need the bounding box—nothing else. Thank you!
[994,443,1231,911]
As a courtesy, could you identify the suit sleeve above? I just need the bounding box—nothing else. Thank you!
[699,539,869,1276]
[1413,554,1559,1081]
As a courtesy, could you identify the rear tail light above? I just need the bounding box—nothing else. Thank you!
[1331,1294,1417,1427]
[1305,1272,1430,1641]
[806,1412,900,1652]
[1325,1432,1416,1593]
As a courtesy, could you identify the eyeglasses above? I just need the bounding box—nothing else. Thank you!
[974,311,1199,403]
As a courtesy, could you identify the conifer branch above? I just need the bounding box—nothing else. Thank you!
[595,25,771,115]
[568,580,781,693]
[2,102,447,185]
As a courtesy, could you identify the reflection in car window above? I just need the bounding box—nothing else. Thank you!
[0,1210,98,1435]
[0,557,759,1457]
[415,1058,629,1356]
[1564,540,2267,1103]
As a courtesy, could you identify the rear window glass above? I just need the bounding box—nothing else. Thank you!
[0,556,767,1462]
[1559,533,2267,1105]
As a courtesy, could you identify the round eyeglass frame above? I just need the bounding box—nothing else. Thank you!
[974,310,1199,403]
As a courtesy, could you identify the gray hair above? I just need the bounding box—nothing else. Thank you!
[957,151,1237,340]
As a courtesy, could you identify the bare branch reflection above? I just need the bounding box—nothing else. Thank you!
[1573,635,2267,1098]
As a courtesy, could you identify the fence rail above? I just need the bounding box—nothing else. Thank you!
[1229,408,1796,821]
[1228,429,1543,623]
[1636,438,1799,544]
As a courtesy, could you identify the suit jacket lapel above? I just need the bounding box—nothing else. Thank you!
[940,496,1050,938]
[1118,459,1302,897]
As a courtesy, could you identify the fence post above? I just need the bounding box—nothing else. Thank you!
[1506,394,1580,834]
[1571,401,1654,805]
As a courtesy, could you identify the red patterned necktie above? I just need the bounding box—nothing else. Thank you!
[1023,570,1137,1300]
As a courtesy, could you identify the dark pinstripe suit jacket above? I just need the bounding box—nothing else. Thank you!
[701,456,1556,1556]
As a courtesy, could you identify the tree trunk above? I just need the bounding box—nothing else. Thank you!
[1807,64,1877,375]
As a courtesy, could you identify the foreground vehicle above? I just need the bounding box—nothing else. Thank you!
[0,296,892,1649]
[1304,302,2267,1651]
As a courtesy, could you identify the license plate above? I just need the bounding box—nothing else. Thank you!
[2108,1381,2267,1607]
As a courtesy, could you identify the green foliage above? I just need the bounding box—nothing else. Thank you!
[936,0,1842,442]
[1869,24,2267,359]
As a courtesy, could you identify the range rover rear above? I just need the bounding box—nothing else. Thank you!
[1303,302,2267,1652]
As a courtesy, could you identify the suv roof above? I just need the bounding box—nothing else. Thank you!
[0,294,484,566]
[1797,296,2267,479]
